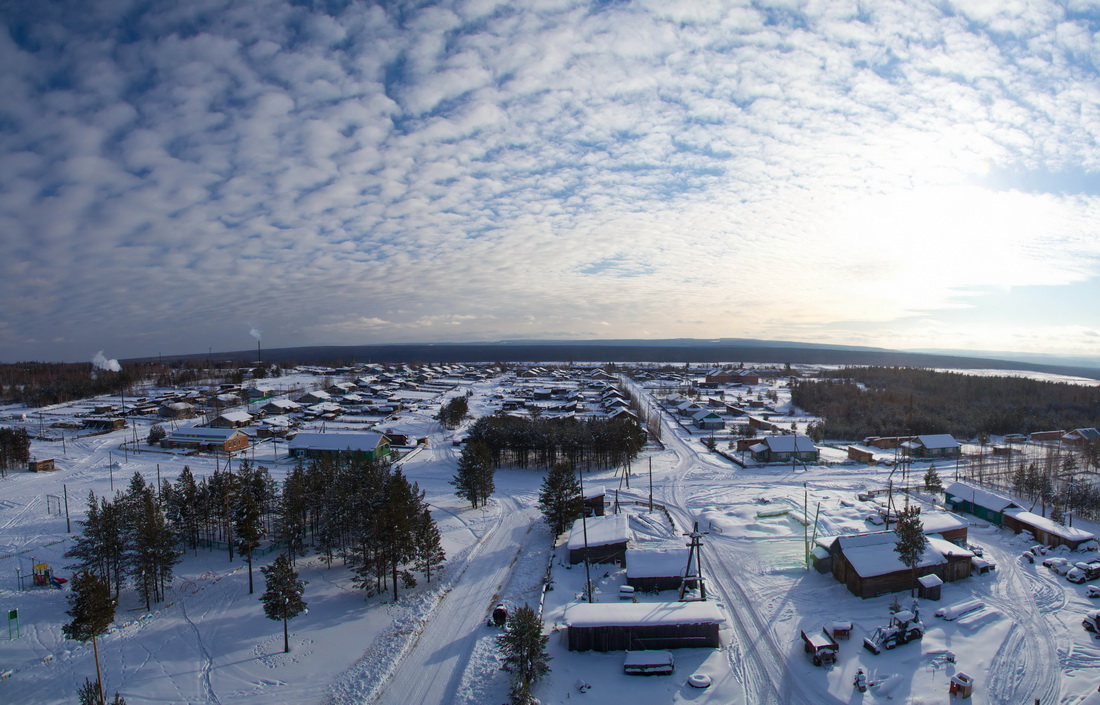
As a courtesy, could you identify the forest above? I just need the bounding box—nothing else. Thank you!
[792,367,1100,440]
[464,415,647,470]
[65,454,445,608]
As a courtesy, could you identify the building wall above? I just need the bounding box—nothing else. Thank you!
[567,622,720,652]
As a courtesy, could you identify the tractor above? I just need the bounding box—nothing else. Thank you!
[863,609,924,654]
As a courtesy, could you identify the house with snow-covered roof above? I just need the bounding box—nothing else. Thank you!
[287,432,391,462]
[944,481,1019,526]
[1063,428,1100,446]
[816,530,973,598]
[902,434,960,459]
[749,435,818,463]
[1003,508,1094,550]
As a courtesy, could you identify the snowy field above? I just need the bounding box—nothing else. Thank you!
[2,368,1100,704]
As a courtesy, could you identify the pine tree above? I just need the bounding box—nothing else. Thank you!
[413,507,446,583]
[276,465,308,565]
[128,485,180,610]
[260,553,307,653]
[498,604,551,705]
[923,466,943,493]
[893,505,927,597]
[236,492,263,594]
[451,441,495,508]
[63,570,116,705]
[538,461,582,536]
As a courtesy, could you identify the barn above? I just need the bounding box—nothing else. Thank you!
[568,514,631,565]
[564,601,725,651]
[625,545,689,592]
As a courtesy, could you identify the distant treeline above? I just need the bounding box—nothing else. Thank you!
[0,360,240,407]
[465,416,646,470]
[792,367,1100,440]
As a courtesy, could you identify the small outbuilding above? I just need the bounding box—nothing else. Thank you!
[625,546,689,592]
[1002,508,1095,550]
[28,458,56,472]
[568,514,631,565]
[917,573,943,600]
[564,601,725,651]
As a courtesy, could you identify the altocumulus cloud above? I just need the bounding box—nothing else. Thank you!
[2,0,1100,361]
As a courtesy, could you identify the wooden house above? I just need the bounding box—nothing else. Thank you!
[750,435,818,463]
[902,434,961,459]
[161,428,249,453]
[944,481,1019,526]
[287,432,391,462]
[818,531,973,599]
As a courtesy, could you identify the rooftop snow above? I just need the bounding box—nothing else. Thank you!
[564,601,725,628]
[568,514,631,550]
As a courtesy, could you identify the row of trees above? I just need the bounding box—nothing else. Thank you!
[792,366,1100,440]
[464,415,646,470]
[65,473,182,610]
[0,426,30,475]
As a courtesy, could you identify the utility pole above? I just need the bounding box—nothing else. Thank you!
[577,466,593,603]
[63,484,70,533]
[648,457,653,512]
[679,522,708,601]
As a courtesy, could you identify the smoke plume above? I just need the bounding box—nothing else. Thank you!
[92,351,122,373]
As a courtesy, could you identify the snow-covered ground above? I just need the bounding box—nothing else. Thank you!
[3,368,1100,704]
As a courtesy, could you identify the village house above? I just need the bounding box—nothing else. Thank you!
[902,434,961,459]
[209,411,253,428]
[1063,428,1100,447]
[261,399,302,415]
[944,481,1019,526]
[161,428,249,453]
[692,410,725,431]
[287,432,392,462]
[750,435,819,463]
[816,531,974,599]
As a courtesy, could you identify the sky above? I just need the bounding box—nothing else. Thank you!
[3,0,1100,363]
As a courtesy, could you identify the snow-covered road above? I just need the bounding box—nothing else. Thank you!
[372,494,539,705]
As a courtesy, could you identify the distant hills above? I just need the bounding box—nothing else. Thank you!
[128,338,1100,381]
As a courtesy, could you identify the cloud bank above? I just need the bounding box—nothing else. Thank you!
[2,0,1100,361]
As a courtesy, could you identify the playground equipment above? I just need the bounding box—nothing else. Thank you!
[32,562,67,589]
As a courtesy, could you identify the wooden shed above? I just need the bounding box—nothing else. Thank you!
[564,601,725,652]
[1002,508,1094,550]
[29,458,56,472]
[625,546,689,592]
[568,514,630,565]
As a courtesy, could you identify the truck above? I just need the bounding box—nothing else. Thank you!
[801,629,839,666]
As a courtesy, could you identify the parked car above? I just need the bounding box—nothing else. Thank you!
[1068,562,1100,584]
[1053,562,1074,576]
[1029,545,1049,557]
[1083,609,1100,633]
[1043,556,1069,570]
[865,513,885,526]
[1021,551,1035,564]
[1087,585,1100,599]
